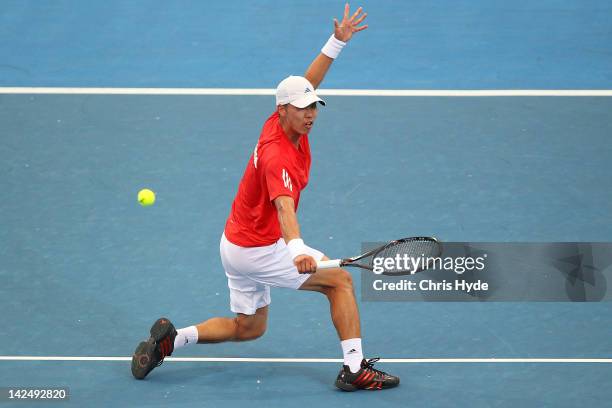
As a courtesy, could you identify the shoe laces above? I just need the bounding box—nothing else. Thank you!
[362,358,387,376]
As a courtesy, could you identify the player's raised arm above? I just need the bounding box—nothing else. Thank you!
[304,3,368,89]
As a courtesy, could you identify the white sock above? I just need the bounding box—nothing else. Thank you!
[341,338,363,373]
[173,326,199,350]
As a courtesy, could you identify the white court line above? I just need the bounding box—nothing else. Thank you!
[1,87,612,96]
[1,356,611,363]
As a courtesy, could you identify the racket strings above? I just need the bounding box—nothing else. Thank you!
[373,239,440,274]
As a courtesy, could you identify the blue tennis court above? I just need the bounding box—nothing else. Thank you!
[1,1,612,407]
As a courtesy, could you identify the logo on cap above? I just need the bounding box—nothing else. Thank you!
[304,87,311,94]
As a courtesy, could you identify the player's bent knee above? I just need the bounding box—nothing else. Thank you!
[234,317,267,341]
[237,326,266,341]
[249,321,267,340]
[333,269,354,292]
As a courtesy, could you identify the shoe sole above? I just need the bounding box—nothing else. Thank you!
[335,378,400,391]
[335,380,358,392]
[131,338,156,380]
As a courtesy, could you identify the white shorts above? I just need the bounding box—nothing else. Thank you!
[220,233,325,315]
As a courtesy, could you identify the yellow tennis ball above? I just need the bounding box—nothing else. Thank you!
[138,189,156,206]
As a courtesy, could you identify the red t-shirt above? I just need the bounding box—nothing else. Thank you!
[224,112,311,247]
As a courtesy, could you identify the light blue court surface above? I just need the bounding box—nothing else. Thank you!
[1,1,612,407]
[1,0,612,89]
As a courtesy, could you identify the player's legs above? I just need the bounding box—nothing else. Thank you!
[299,256,399,390]
[171,283,270,348]
[298,256,360,340]
[168,234,272,347]
[194,305,268,343]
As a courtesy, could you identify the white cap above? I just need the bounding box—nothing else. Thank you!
[275,75,326,108]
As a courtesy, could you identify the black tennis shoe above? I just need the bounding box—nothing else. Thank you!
[131,317,177,379]
[335,358,400,391]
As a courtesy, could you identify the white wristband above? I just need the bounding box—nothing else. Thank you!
[287,238,308,260]
[321,34,346,59]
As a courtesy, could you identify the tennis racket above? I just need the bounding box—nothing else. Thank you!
[316,237,442,276]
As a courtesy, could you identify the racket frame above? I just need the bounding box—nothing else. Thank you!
[317,237,441,275]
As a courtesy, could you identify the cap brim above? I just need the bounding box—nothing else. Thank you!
[290,93,326,108]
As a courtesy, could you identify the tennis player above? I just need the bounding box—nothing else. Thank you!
[132,4,399,391]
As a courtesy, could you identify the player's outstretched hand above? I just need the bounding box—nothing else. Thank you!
[334,3,368,42]
[294,254,318,274]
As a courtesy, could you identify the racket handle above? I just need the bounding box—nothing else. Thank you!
[317,259,341,269]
